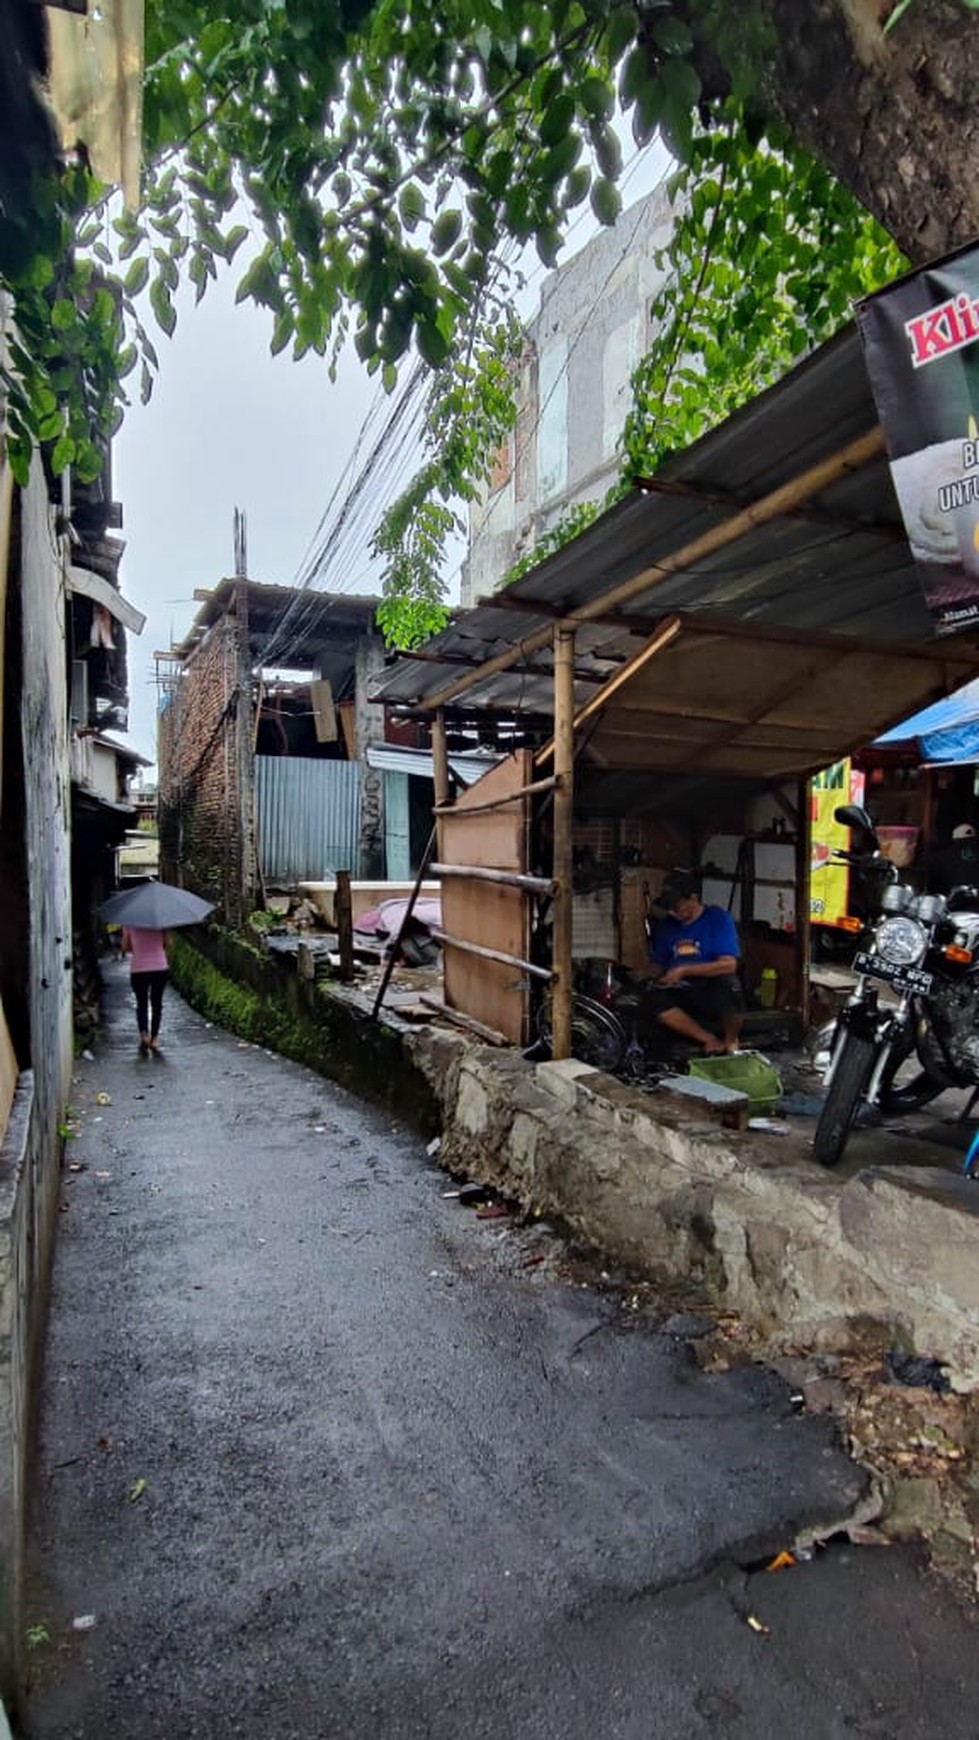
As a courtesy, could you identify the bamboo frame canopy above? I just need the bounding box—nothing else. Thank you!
[370,324,979,781]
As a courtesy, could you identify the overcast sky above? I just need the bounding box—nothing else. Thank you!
[112,139,671,774]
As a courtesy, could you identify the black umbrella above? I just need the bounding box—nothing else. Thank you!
[99,881,215,930]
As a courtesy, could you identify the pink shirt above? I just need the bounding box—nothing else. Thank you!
[125,928,168,973]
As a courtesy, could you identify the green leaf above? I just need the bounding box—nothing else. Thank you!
[399,184,426,231]
[416,316,451,368]
[51,435,76,475]
[652,17,694,54]
[270,310,295,355]
[189,252,209,304]
[593,124,622,182]
[564,165,592,209]
[224,224,249,262]
[124,257,150,296]
[579,76,613,121]
[6,439,30,488]
[27,254,55,290]
[590,178,621,227]
[50,300,76,332]
[430,209,463,257]
[540,93,575,148]
[149,278,177,338]
[535,224,561,268]
[605,8,638,61]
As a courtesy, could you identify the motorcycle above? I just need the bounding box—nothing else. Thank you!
[814,803,979,1166]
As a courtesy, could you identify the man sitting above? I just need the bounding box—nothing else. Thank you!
[646,871,743,1055]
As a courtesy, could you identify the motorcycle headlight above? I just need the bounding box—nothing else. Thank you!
[875,915,927,966]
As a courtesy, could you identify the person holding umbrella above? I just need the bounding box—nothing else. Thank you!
[121,924,169,1053]
[99,881,215,1056]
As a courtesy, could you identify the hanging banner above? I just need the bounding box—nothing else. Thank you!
[810,759,865,928]
[857,241,979,635]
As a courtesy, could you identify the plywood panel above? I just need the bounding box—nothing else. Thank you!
[440,752,532,1043]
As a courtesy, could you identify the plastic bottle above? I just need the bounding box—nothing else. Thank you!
[759,967,778,1009]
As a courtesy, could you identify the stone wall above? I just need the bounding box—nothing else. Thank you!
[406,1037,979,1393]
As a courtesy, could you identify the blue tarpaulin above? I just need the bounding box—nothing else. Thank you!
[875,677,979,762]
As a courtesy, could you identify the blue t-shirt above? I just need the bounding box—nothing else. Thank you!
[651,905,740,974]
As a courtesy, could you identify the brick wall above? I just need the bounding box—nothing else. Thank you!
[158,614,248,922]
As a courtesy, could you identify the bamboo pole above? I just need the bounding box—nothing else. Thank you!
[370,821,438,1021]
[431,708,451,858]
[551,626,576,1060]
[431,931,553,980]
[536,617,682,766]
[434,774,558,817]
[431,864,556,894]
[417,995,509,1046]
[416,427,886,713]
[335,870,354,983]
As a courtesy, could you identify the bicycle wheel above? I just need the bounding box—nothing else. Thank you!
[536,994,626,1074]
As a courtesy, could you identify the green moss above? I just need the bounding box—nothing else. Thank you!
[246,909,276,936]
[168,932,439,1133]
[169,935,315,1061]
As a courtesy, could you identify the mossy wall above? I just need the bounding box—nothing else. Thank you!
[169,930,439,1135]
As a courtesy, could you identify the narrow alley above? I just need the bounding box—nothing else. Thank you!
[21,967,979,1740]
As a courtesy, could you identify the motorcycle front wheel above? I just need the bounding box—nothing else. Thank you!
[813,1032,876,1167]
[536,993,626,1075]
[878,1025,944,1114]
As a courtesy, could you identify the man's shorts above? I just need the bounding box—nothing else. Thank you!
[642,975,744,1034]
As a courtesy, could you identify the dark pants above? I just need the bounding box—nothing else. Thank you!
[132,970,168,1039]
[643,976,744,1036]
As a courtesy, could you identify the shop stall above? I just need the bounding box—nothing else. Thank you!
[370,326,979,1056]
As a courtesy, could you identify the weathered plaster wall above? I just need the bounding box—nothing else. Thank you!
[354,633,386,879]
[0,457,74,1702]
[0,1076,41,1704]
[462,182,673,605]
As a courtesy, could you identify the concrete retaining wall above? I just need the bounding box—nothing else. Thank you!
[406,1036,979,1393]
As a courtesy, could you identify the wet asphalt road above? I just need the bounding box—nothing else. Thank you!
[22,963,979,1739]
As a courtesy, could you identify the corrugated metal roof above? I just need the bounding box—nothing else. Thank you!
[174,580,380,667]
[369,324,979,781]
[366,743,500,785]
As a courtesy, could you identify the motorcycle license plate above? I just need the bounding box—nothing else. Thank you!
[852,952,933,996]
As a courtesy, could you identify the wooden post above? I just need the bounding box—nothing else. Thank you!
[335,869,354,984]
[234,580,255,924]
[795,777,812,1026]
[552,626,575,1060]
[370,822,438,1021]
[432,708,451,856]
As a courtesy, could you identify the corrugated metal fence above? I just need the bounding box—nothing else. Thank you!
[255,757,362,886]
